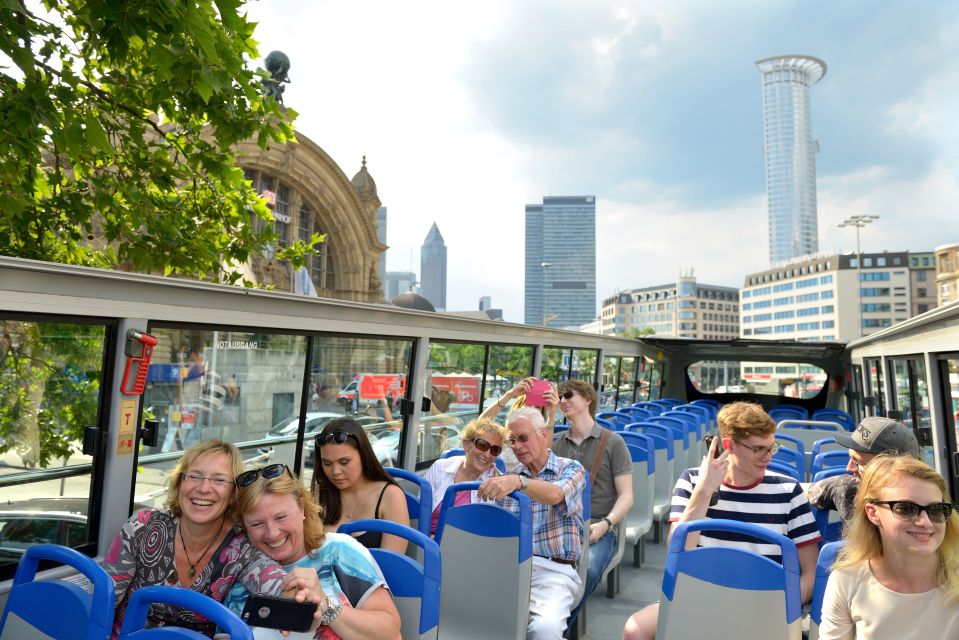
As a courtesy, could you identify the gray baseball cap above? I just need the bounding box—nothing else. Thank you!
[833,416,920,458]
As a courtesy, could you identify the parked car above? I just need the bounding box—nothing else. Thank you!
[0,497,147,564]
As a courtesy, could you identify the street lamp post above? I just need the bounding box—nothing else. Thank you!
[541,262,552,327]
[838,214,879,337]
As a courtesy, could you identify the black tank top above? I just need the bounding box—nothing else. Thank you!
[351,483,389,549]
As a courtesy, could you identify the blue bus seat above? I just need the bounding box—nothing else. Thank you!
[659,398,684,407]
[339,520,440,640]
[618,406,652,421]
[0,543,115,640]
[811,409,855,432]
[657,519,803,640]
[597,412,631,430]
[660,411,702,469]
[622,437,656,568]
[767,460,804,484]
[625,423,675,543]
[386,466,433,538]
[632,402,663,416]
[809,503,844,545]
[812,451,850,479]
[769,406,809,422]
[772,445,806,482]
[775,432,807,473]
[553,425,570,434]
[812,467,850,483]
[691,398,722,411]
[674,404,713,435]
[435,482,533,640]
[644,417,688,485]
[596,417,614,430]
[809,542,845,640]
[810,437,843,461]
[118,585,251,639]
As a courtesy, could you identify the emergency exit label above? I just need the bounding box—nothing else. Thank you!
[117,398,137,455]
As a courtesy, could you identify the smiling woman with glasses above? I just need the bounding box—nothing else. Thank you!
[99,440,291,636]
[423,419,508,534]
[819,455,959,639]
[310,418,409,554]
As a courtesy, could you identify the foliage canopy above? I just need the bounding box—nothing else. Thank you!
[0,0,318,280]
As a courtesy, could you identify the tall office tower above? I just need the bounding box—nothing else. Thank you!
[524,196,596,327]
[375,206,387,290]
[384,271,417,300]
[420,223,447,311]
[478,296,492,311]
[756,55,827,264]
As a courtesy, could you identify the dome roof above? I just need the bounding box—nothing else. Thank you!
[391,292,436,312]
[351,156,377,200]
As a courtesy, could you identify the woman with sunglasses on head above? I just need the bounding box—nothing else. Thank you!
[423,418,507,535]
[311,418,410,554]
[479,376,560,433]
[101,440,290,637]
[819,455,959,639]
[229,464,401,640]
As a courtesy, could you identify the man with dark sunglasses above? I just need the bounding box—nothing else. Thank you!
[807,416,920,524]
[478,406,586,640]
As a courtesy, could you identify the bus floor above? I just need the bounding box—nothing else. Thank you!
[577,533,667,639]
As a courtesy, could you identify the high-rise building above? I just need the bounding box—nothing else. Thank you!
[375,206,387,292]
[420,223,447,311]
[478,296,492,311]
[524,196,596,327]
[756,55,827,264]
[384,271,417,301]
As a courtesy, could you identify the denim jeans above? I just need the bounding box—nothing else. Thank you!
[566,526,617,629]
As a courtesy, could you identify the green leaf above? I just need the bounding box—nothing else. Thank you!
[196,78,213,104]
[83,113,113,155]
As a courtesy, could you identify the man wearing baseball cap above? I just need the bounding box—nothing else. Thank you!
[807,416,920,522]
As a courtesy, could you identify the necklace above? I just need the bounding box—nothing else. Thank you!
[179,518,224,579]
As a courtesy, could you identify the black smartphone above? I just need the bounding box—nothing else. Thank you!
[705,434,724,458]
[241,594,318,632]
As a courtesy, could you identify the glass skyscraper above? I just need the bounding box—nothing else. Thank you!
[756,55,827,264]
[524,196,596,327]
[420,222,447,311]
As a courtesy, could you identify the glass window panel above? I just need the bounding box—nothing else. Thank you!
[617,357,637,409]
[483,345,533,422]
[541,348,569,383]
[865,358,885,416]
[599,356,620,413]
[0,319,108,571]
[138,327,309,500]
[300,335,413,474]
[419,342,485,464]
[891,358,912,427]
[570,349,598,384]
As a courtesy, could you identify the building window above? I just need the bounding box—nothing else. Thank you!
[916,271,927,282]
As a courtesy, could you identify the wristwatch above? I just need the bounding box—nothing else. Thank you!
[320,594,343,626]
[518,475,529,492]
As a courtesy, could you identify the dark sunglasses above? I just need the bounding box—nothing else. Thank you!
[236,463,291,488]
[871,500,955,523]
[559,391,574,400]
[506,433,532,446]
[472,438,502,456]
[315,431,352,446]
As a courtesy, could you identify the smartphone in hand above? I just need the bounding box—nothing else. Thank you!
[705,434,724,458]
[525,378,551,408]
[241,594,318,632]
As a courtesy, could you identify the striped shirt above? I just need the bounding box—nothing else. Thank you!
[669,468,821,563]
[499,450,586,562]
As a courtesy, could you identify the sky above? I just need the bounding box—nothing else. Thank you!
[246,0,959,323]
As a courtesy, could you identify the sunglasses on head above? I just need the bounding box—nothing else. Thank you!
[870,500,955,523]
[236,463,291,488]
[315,431,352,447]
[472,438,502,456]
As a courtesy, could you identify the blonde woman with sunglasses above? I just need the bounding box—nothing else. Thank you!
[423,419,508,534]
[230,463,401,639]
[819,455,959,639]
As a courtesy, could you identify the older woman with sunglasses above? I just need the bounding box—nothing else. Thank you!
[311,418,409,554]
[423,418,508,534]
[227,463,402,640]
[819,455,959,639]
[101,440,290,636]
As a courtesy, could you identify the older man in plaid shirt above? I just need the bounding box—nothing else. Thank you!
[479,406,586,639]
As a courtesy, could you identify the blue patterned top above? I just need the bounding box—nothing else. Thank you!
[228,532,388,639]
